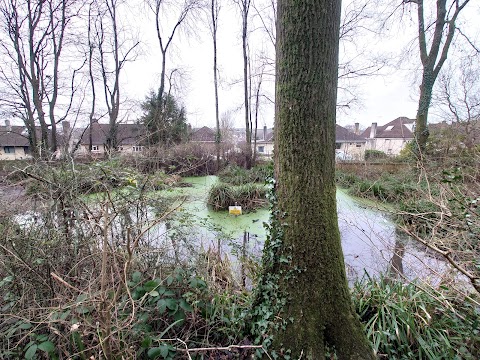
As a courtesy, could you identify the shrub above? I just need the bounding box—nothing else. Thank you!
[137,143,217,176]
[365,149,388,160]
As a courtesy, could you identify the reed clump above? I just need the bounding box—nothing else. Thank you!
[207,182,267,211]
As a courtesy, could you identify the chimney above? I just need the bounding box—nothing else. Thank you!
[263,125,267,140]
[369,122,377,139]
[5,120,11,132]
[62,121,70,134]
[354,122,359,135]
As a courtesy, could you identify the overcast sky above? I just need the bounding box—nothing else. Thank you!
[117,0,479,130]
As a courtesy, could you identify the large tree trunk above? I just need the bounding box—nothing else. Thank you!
[258,0,374,358]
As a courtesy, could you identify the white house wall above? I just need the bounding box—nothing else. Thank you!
[0,146,32,160]
[338,142,365,160]
[255,143,274,157]
[366,138,410,156]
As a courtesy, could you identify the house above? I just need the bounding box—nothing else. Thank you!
[0,120,76,160]
[76,123,147,156]
[0,121,32,160]
[255,126,274,157]
[362,117,415,156]
[253,125,366,160]
[190,126,217,143]
[335,124,366,160]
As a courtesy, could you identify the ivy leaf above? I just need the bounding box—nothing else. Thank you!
[173,309,186,323]
[19,322,33,330]
[132,271,142,283]
[157,299,167,314]
[147,347,162,359]
[160,344,170,358]
[179,299,193,312]
[38,341,55,353]
[144,280,160,292]
[165,298,178,311]
[24,345,38,360]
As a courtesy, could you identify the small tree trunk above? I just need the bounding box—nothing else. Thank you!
[212,0,221,172]
[414,70,434,156]
[241,0,252,169]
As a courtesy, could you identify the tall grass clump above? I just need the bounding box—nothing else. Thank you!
[353,276,480,359]
[208,182,267,211]
[336,169,423,203]
[218,164,273,185]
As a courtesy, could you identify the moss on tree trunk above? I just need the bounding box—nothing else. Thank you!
[257,0,375,358]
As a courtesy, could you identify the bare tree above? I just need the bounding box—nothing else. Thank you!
[0,0,82,157]
[252,0,386,112]
[233,0,252,168]
[434,56,480,149]
[147,0,200,112]
[208,0,221,170]
[87,0,98,153]
[251,55,267,164]
[92,0,139,152]
[391,0,472,154]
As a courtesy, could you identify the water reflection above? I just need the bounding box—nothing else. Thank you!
[151,177,458,286]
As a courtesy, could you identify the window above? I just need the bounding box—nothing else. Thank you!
[4,146,15,154]
[23,146,30,154]
[258,146,265,153]
[133,146,143,152]
[335,143,341,149]
[91,145,99,151]
[356,144,362,148]
[385,125,394,131]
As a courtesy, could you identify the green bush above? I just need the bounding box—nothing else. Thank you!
[365,149,388,160]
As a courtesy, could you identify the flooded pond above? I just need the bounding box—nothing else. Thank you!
[157,176,453,285]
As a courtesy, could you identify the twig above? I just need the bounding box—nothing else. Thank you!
[184,344,272,359]
[176,338,192,360]
[50,272,84,293]
[400,226,480,293]
[158,338,272,359]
